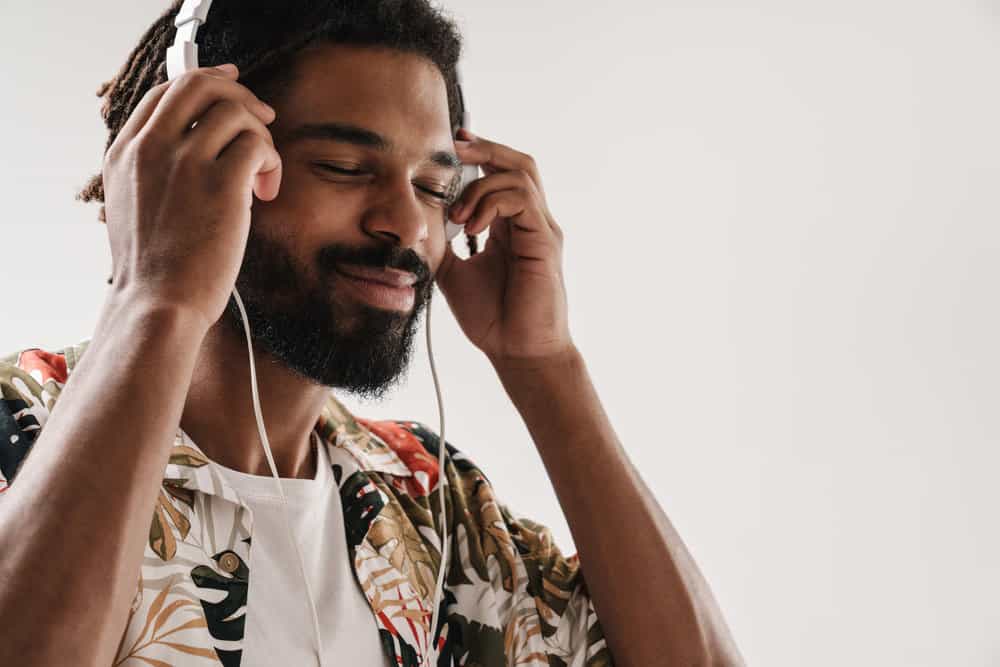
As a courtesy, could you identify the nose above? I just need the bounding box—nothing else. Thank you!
[361,177,430,248]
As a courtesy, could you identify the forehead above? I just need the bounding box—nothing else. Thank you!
[271,43,453,151]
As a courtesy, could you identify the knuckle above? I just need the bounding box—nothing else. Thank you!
[104,137,124,164]
[131,132,161,163]
[244,128,270,149]
[231,132,268,163]
[172,138,198,163]
[254,121,275,147]
[511,186,531,201]
[180,70,216,97]
[219,94,243,109]
[244,88,269,109]
[144,80,171,101]
[189,69,217,85]
[214,97,243,116]
[225,131,253,154]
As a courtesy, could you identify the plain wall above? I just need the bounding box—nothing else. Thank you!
[1,1,998,665]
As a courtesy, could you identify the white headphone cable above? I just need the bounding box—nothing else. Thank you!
[233,284,451,667]
[231,286,327,667]
[167,2,454,663]
[423,286,451,666]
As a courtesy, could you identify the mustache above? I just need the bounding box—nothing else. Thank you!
[317,243,432,286]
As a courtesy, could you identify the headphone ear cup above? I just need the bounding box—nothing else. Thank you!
[445,163,481,241]
[444,221,464,241]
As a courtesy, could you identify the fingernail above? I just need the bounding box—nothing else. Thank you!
[215,63,238,74]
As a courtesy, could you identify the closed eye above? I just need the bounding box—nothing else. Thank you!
[315,163,448,201]
[416,185,448,199]
[315,163,365,176]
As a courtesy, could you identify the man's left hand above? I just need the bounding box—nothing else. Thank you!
[434,128,573,366]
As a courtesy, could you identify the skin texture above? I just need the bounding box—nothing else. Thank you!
[0,43,745,666]
[178,45,463,478]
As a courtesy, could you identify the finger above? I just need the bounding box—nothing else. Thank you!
[144,66,275,142]
[113,80,172,148]
[454,134,544,194]
[469,192,557,263]
[450,170,541,227]
[184,99,276,161]
[217,131,283,202]
[465,188,552,240]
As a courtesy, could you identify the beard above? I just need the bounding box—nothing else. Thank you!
[221,224,434,402]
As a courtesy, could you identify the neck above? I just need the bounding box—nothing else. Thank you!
[180,318,333,479]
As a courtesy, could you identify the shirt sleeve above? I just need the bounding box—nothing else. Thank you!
[0,360,42,494]
[496,500,615,667]
[0,349,66,495]
[388,419,616,666]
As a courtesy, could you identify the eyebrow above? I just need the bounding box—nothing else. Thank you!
[285,122,461,170]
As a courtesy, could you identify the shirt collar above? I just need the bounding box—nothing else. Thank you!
[66,338,413,500]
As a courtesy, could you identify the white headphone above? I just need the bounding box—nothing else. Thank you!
[167,1,476,665]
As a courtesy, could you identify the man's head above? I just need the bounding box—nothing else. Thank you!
[78,0,474,400]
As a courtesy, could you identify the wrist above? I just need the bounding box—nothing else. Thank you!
[490,344,586,405]
[98,284,214,343]
[489,343,583,376]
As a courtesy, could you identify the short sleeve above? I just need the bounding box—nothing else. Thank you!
[390,419,615,666]
[498,501,615,667]
[0,348,68,494]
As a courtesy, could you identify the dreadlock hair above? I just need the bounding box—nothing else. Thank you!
[77,0,479,276]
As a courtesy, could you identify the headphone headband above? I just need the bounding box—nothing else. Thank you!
[165,0,474,242]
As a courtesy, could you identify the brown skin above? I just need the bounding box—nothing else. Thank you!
[179,45,577,479]
[177,45,463,478]
[2,43,743,665]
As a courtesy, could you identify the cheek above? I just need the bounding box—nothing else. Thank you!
[269,170,369,230]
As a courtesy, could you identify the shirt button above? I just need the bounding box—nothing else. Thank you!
[219,551,240,573]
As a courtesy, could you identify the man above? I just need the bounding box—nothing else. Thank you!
[0,1,744,665]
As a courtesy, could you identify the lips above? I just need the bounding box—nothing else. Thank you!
[334,263,418,288]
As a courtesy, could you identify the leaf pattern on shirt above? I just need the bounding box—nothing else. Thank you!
[113,572,216,667]
[367,478,441,601]
[0,342,614,667]
[148,449,205,561]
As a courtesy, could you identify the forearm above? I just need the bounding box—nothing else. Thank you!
[0,289,209,666]
[493,347,744,667]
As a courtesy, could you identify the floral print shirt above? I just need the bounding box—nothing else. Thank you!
[0,339,613,666]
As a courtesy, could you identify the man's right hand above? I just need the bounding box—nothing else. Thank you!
[101,63,283,329]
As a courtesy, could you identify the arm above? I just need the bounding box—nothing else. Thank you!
[0,62,281,665]
[435,131,743,665]
[492,346,745,667]
[0,292,208,666]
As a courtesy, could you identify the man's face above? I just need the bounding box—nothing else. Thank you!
[222,44,459,400]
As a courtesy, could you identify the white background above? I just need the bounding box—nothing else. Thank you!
[2,1,998,665]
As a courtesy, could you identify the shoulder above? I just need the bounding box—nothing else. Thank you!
[0,341,87,492]
[370,420,604,659]
[352,417,493,498]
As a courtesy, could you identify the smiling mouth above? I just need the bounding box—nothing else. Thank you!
[333,265,417,312]
[335,263,418,287]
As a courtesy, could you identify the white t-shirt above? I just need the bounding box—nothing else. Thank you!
[214,433,392,667]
